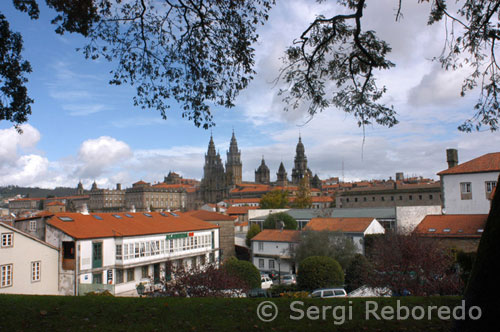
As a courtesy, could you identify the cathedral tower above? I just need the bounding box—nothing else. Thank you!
[226,131,242,186]
[276,162,288,187]
[291,136,312,185]
[255,156,270,184]
[201,135,227,203]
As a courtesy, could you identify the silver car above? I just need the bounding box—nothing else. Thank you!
[310,288,347,298]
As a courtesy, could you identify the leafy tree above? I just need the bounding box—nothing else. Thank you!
[368,232,462,296]
[292,178,312,209]
[454,174,500,332]
[344,253,373,292]
[222,257,261,289]
[293,229,357,270]
[259,189,289,209]
[4,1,500,131]
[297,256,344,291]
[263,212,297,230]
[0,13,33,131]
[245,223,261,247]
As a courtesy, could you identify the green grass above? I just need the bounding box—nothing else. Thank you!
[0,294,461,331]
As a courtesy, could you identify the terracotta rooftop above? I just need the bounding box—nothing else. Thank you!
[438,152,500,175]
[226,206,258,215]
[12,195,89,202]
[46,201,65,206]
[46,212,218,240]
[414,214,487,237]
[305,217,376,233]
[15,211,54,221]
[228,198,261,204]
[184,210,235,221]
[251,229,300,243]
[230,184,271,193]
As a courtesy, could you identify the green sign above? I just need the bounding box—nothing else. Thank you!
[166,233,188,240]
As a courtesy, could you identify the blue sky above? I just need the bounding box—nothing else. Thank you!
[1,0,499,189]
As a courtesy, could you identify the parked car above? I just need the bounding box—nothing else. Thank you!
[261,276,273,289]
[310,288,347,298]
[348,285,392,297]
[280,274,297,285]
[248,288,272,298]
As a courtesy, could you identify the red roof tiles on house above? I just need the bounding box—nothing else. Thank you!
[46,212,218,240]
[226,206,258,215]
[46,201,65,206]
[251,229,300,243]
[414,214,487,237]
[305,217,376,233]
[438,152,500,175]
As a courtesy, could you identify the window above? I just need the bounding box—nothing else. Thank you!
[92,273,102,284]
[399,196,403,200]
[363,197,367,202]
[31,261,41,282]
[258,259,264,268]
[1,233,13,248]
[354,198,358,202]
[116,245,122,260]
[29,220,36,232]
[460,182,472,200]
[486,181,497,196]
[372,197,375,201]
[116,269,124,284]
[142,266,149,278]
[269,260,275,269]
[127,268,135,282]
[1,264,13,287]
[409,195,413,200]
[381,196,385,201]
[418,195,422,200]
[429,194,433,200]
[391,196,394,201]
[258,242,264,251]
[123,244,129,260]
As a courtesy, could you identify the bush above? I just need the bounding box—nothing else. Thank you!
[297,256,344,291]
[246,223,261,247]
[263,212,297,230]
[223,257,261,289]
[345,254,373,292]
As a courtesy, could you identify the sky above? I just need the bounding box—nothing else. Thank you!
[1,0,499,190]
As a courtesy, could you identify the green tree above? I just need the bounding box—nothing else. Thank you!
[263,212,297,230]
[297,256,344,291]
[293,230,357,270]
[4,1,500,131]
[344,254,372,292]
[223,257,261,289]
[245,223,261,247]
[259,189,289,209]
[292,178,312,208]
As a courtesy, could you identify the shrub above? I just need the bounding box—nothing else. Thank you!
[297,256,344,291]
[345,254,373,292]
[246,223,261,247]
[223,257,261,289]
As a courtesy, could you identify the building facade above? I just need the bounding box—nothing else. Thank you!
[251,229,299,275]
[88,182,125,212]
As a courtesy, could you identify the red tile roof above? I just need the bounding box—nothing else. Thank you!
[46,201,65,206]
[228,198,261,204]
[15,211,54,221]
[305,217,376,233]
[46,212,218,239]
[414,214,487,237]
[184,210,236,221]
[251,229,300,243]
[226,206,258,215]
[438,152,500,175]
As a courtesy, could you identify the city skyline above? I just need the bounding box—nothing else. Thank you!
[1,0,499,189]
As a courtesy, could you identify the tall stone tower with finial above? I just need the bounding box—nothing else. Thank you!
[291,135,313,185]
[255,156,270,184]
[77,181,84,195]
[201,135,227,203]
[276,162,288,187]
[225,130,242,186]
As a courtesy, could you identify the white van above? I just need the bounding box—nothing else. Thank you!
[261,276,273,289]
[310,288,347,298]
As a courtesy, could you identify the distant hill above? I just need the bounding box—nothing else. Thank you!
[0,186,81,200]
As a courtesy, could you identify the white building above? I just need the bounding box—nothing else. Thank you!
[304,217,386,254]
[0,222,59,295]
[438,150,499,214]
[41,211,220,296]
[251,229,299,275]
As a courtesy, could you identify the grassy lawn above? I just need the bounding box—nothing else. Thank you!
[0,294,461,331]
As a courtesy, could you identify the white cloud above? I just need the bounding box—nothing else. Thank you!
[75,136,132,179]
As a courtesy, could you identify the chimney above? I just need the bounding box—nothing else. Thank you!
[79,203,89,215]
[395,172,404,181]
[130,205,136,213]
[116,183,122,190]
[446,149,458,169]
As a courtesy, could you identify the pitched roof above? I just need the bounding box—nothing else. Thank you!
[438,152,500,175]
[0,222,58,250]
[251,229,300,243]
[46,201,65,206]
[414,214,487,237]
[184,210,235,221]
[305,217,376,233]
[226,206,258,215]
[228,198,261,204]
[46,212,218,240]
[15,211,54,221]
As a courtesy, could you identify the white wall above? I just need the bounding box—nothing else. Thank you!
[396,206,442,233]
[0,224,59,295]
[442,172,498,214]
[248,209,289,220]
